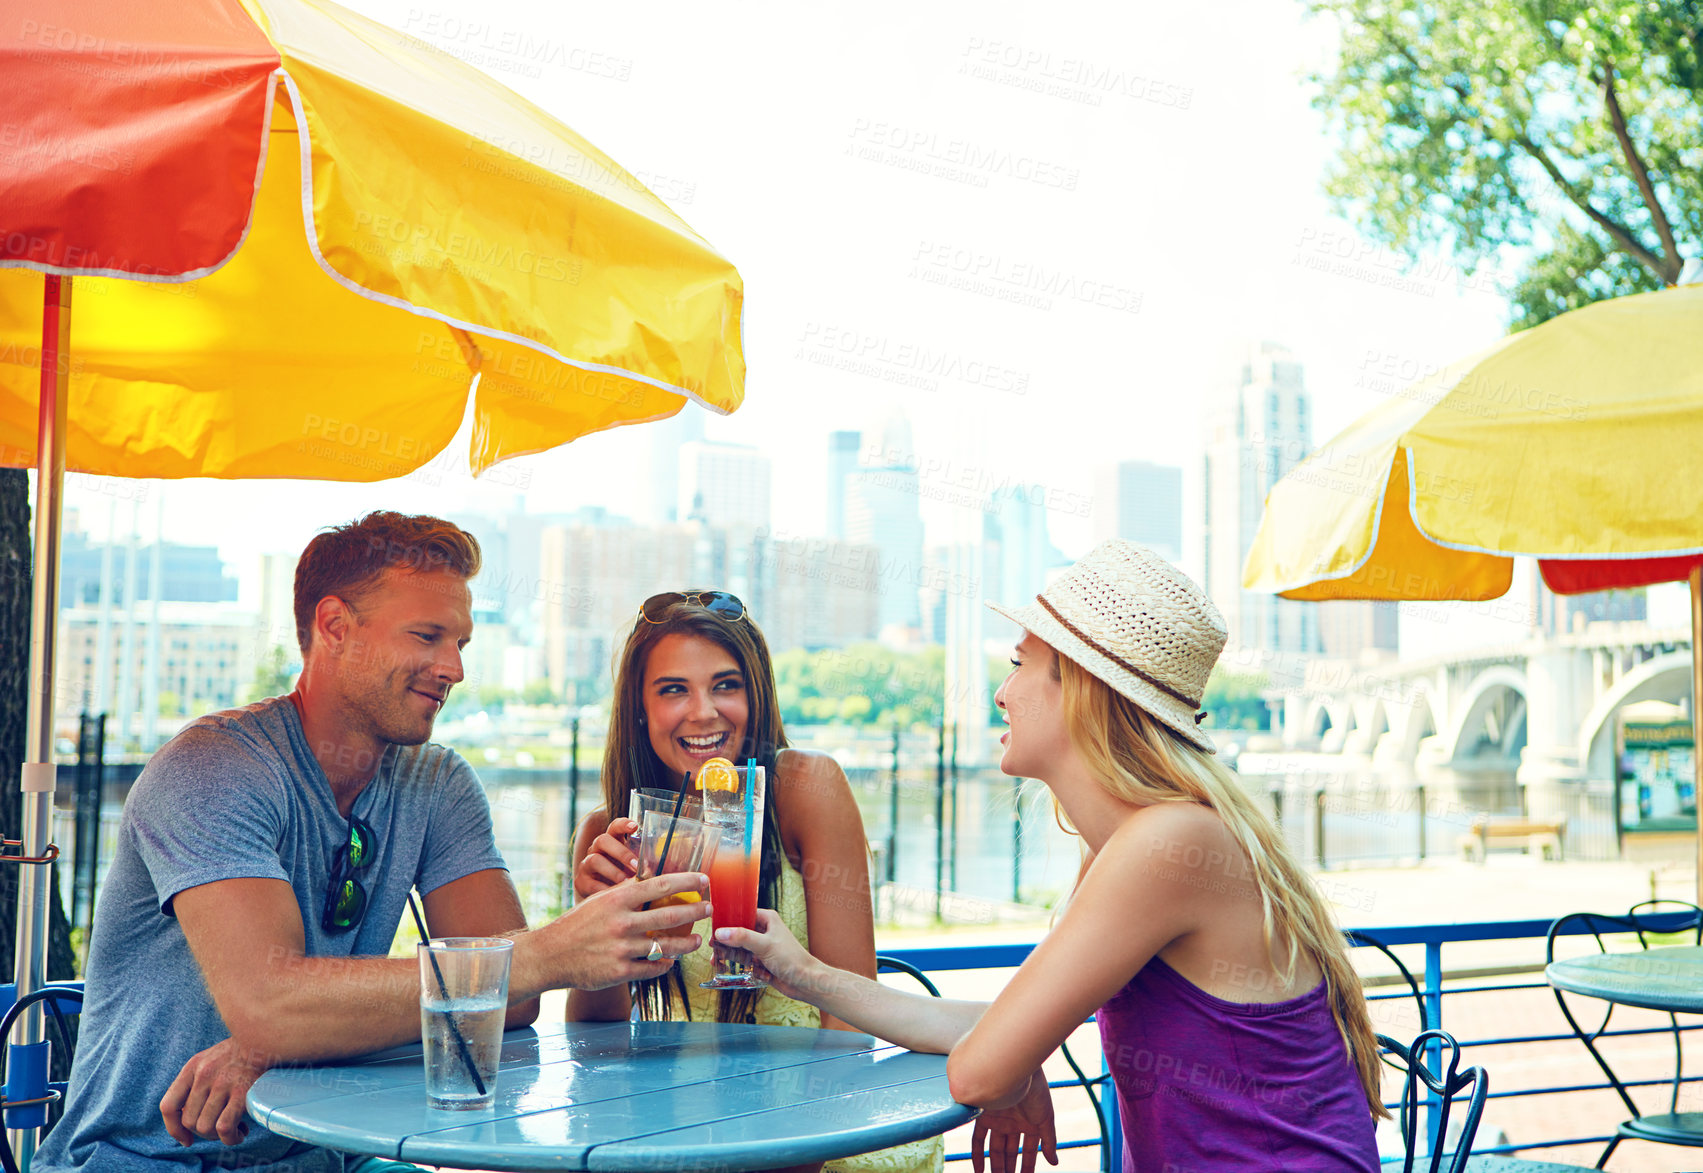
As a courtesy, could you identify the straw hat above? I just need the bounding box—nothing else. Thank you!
[987,539,1228,753]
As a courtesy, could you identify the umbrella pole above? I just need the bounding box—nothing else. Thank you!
[1693,567,1703,909]
[9,274,70,1167]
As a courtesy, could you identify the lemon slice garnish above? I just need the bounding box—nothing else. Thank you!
[698,757,740,793]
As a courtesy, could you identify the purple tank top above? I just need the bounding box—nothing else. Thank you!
[1096,954,1379,1172]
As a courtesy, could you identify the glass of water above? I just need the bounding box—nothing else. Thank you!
[418,937,513,1110]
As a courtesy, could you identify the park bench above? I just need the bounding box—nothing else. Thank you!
[1456,814,1567,863]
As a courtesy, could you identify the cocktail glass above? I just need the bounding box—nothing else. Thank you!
[638,808,716,940]
[700,764,767,989]
[628,787,702,856]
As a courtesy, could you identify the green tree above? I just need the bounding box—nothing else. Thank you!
[1311,0,1701,327]
[521,679,559,705]
[774,644,957,730]
[242,643,297,704]
[1202,669,1272,732]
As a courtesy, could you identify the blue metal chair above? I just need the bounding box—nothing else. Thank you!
[1350,930,1599,1173]
[875,955,1114,1171]
[1379,1028,1488,1173]
[1546,900,1703,1167]
[0,981,84,1173]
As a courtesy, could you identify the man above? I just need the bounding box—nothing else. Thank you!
[35,512,707,1172]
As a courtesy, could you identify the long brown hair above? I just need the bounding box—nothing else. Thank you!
[1054,653,1388,1119]
[600,595,789,1024]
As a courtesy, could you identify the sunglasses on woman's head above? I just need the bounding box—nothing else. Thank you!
[638,590,746,624]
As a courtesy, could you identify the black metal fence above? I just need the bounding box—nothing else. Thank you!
[50,728,1629,930]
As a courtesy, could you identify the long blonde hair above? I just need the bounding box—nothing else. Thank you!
[1055,654,1388,1118]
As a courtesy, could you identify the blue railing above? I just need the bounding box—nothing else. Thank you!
[885,912,1703,1167]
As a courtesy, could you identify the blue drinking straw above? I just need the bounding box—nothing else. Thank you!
[743,758,756,854]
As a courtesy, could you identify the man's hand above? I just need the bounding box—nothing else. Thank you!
[970,1069,1057,1173]
[528,871,711,992]
[160,1037,270,1147]
[574,817,639,900]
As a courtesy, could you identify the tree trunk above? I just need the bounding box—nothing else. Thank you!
[1,467,81,1102]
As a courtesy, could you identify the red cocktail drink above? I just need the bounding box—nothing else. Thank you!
[707,848,759,933]
[699,761,767,990]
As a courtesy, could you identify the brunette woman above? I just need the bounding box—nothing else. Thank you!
[569,590,942,1173]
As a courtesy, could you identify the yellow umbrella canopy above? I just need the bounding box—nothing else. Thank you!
[1242,280,1703,902]
[0,2,743,1138]
[1243,282,1703,601]
[0,0,744,481]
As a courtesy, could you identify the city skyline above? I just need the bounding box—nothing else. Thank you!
[44,0,1690,663]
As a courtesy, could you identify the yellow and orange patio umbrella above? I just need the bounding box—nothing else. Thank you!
[0,0,743,1143]
[1242,281,1703,894]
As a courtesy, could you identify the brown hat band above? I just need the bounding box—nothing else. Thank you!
[1037,594,1204,712]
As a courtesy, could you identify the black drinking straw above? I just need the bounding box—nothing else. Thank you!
[656,770,692,871]
[409,891,487,1097]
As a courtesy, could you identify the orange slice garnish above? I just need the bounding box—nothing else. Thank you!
[698,757,740,793]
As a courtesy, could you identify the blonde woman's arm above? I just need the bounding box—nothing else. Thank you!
[730,802,1216,1106]
[722,908,988,1050]
[775,749,879,1030]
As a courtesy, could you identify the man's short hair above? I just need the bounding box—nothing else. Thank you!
[293,512,481,654]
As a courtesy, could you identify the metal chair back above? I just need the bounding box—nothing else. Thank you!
[875,955,1114,1171]
[1377,1028,1488,1173]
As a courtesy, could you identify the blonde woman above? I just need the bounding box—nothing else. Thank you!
[718,541,1385,1173]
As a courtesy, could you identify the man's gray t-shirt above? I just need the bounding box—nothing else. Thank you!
[35,696,507,1172]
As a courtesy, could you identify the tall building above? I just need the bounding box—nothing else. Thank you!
[765,537,883,651]
[985,484,1061,607]
[58,528,238,609]
[257,552,298,656]
[678,441,772,531]
[941,531,994,764]
[844,464,925,639]
[1203,342,1319,666]
[1093,461,1182,563]
[58,602,265,737]
[644,408,706,524]
[537,518,704,702]
[448,511,512,621]
[1536,583,1648,635]
[825,430,860,540]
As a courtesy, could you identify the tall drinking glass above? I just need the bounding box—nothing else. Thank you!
[418,937,512,1110]
[700,764,767,989]
[638,808,717,940]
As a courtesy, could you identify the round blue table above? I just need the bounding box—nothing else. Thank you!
[247,1020,976,1171]
[1545,944,1703,1013]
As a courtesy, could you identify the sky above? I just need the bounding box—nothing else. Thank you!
[67,0,1670,650]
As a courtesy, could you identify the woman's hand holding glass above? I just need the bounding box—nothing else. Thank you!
[712,908,826,1002]
[574,817,640,901]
